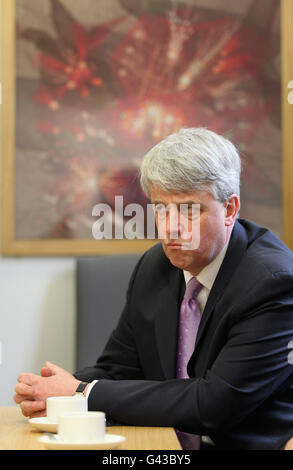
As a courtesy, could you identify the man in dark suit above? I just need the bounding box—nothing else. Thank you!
[15,128,293,450]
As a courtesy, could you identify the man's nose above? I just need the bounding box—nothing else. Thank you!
[166,210,182,239]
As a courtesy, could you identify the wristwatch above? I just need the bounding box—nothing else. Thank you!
[74,381,89,396]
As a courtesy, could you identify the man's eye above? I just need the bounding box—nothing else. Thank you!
[180,206,190,215]
[154,204,170,220]
[180,205,200,219]
[154,204,166,213]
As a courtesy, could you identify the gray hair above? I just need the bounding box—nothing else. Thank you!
[140,127,241,203]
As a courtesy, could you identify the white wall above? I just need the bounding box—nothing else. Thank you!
[0,0,77,406]
[0,258,76,405]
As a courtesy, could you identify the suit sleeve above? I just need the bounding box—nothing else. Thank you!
[85,272,293,436]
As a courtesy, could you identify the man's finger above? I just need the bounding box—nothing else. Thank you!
[14,393,31,404]
[44,361,60,375]
[17,373,37,386]
[29,409,47,418]
[14,382,33,398]
[41,366,53,378]
[20,400,46,417]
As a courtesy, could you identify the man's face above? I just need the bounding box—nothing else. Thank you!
[150,184,238,275]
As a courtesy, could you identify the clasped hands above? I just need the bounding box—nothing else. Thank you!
[14,361,81,418]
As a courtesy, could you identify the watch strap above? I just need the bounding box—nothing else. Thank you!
[74,381,88,395]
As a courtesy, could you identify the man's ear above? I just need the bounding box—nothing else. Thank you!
[224,194,240,226]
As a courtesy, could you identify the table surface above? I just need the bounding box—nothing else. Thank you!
[0,406,182,450]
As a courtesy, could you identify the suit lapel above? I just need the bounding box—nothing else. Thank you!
[154,220,249,379]
[154,264,184,379]
[187,220,249,373]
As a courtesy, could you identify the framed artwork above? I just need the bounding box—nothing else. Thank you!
[1,0,292,255]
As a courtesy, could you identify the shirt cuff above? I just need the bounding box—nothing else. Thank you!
[85,380,99,398]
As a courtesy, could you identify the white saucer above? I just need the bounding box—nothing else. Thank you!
[38,433,126,450]
[29,417,58,433]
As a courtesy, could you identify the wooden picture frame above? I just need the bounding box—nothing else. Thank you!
[1,0,292,256]
[282,0,293,250]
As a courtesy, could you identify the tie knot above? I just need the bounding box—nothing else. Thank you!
[184,277,202,301]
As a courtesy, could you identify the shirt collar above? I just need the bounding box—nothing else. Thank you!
[183,241,229,292]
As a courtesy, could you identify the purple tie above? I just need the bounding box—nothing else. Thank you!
[175,277,203,450]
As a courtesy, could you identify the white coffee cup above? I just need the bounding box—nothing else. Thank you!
[58,411,105,443]
[46,396,87,423]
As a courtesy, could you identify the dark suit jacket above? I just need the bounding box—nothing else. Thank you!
[274,429,293,450]
[74,219,293,450]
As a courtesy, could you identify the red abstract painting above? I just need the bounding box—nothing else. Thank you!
[15,0,281,243]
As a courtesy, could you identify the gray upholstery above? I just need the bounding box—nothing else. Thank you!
[76,254,141,370]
